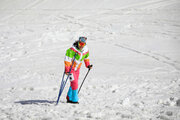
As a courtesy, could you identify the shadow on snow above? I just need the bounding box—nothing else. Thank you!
[15,100,56,105]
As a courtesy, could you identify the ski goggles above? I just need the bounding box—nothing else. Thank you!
[78,41,86,47]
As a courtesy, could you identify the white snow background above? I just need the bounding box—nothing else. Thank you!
[0,0,180,120]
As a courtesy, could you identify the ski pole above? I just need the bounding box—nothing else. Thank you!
[78,65,92,94]
[56,53,77,105]
[59,72,65,98]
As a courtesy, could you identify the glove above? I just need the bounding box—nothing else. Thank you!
[88,65,93,70]
[65,72,70,75]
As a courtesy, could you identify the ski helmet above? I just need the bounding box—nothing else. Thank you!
[79,37,87,43]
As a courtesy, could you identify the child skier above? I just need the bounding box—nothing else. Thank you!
[64,37,92,104]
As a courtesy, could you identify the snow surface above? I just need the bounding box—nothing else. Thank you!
[0,0,180,119]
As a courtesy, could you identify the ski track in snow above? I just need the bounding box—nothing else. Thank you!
[114,43,180,71]
[0,0,180,120]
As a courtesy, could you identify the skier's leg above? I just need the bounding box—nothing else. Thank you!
[70,69,80,102]
[66,69,75,102]
[66,86,72,101]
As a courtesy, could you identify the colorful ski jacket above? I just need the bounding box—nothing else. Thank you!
[64,44,90,73]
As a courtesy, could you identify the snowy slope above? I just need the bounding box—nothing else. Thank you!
[0,0,180,120]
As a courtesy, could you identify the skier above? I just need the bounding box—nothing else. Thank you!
[64,36,92,104]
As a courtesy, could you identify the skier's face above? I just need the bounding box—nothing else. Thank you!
[78,42,86,50]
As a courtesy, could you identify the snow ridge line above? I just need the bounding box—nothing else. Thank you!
[0,0,46,22]
[80,0,178,19]
[114,44,180,71]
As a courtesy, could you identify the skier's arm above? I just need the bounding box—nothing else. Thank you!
[64,49,73,73]
[84,51,90,68]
